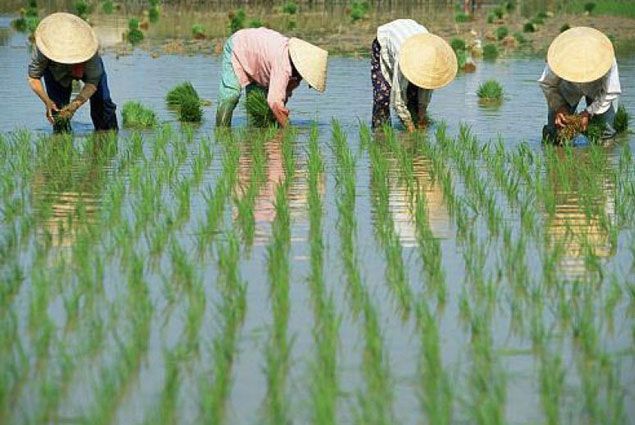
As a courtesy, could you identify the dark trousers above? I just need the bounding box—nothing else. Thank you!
[371,38,420,129]
[43,58,118,131]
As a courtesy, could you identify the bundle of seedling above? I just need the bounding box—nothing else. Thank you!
[122,101,158,129]
[477,80,504,104]
[245,86,276,127]
[127,18,144,44]
[166,81,203,122]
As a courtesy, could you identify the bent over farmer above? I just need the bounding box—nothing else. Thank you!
[28,13,118,132]
[216,27,328,127]
[371,19,457,131]
[539,26,621,141]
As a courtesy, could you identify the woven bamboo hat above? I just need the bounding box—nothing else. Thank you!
[288,38,328,92]
[399,33,457,90]
[35,12,98,64]
[547,26,614,83]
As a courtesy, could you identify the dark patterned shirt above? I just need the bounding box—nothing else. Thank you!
[28,47,103,87]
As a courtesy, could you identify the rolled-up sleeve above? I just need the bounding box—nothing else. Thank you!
[587,60,621,116]
[538,64,567,111]
[391,67,414,128]
[83,55,104,86]
[266,64,291,110]
[28,48,49,79]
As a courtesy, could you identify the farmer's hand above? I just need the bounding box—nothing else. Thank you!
[271,102,290,128]
[45,100,59,124]
[555,106,570,128]
[58,100,80,120]
[580,111,591,132]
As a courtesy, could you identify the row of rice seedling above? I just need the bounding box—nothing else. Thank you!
[330,121,395,424]
[306,124,339,425]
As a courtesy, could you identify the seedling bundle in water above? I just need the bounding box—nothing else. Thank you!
[166,81,203,122]
[122,101,157,129]
[52,111,71,133]
[245,86,276,127]
[477,80,504,103]
[555,115,604,145]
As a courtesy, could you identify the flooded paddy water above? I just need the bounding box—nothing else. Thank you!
[1,15,635,425]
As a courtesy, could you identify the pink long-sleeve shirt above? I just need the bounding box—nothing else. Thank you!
[230,28,293,110]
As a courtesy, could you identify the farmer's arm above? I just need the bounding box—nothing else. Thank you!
[267,68,292,127]
[586,60,621,116]
[538,64,570,127]
[59,56,102,119]
[27,48,58,123]
[417,88,432,128]
[538,64,568,111]
[392,69,415,132]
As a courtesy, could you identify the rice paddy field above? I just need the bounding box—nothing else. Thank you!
[1,14,635,425]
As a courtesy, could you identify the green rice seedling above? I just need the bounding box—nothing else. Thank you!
[179,97,202,122]
[513,31,526,43]
[450,38,466,53]
[368,128,413,317]
[248,18,263,27]
[74,0,91,19]
[52,111,72,133]
[101,0,114,14]
[166,81,200,108]
[282,1,297,14]
[350,1,370,22]
[455,12,470,22]
[532,15,544,25]
[496,26,509,40]
[536,11,548,19]
[127,18,144,44]
[201,231,246,424]
[477,79,504,103]
[560,23,571,33]
[149,6,160,23]
[523,22,536,32]
[493,6,504,19]
[416,301,453,425]
[482,43,499,60]
[192,23,205,39]
[584,2,596,14]
[614,105,629,133]
[487,13,495,23]
[245,86,276,127]
[228,8,246,34]
[122,101,157,129]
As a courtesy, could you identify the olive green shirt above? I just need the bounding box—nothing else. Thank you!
[28,47,103,87]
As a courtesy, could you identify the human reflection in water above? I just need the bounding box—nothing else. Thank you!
[543,147,617,280]
[373,137,451,247]
[31,131,116,248]
[234,131,313,246]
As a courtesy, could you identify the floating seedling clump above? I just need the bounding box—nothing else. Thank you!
[483,44,499,60]
[245,86,276,127]
[122,101,158,129]
[496,26,509,41]
[477,80,504,103]
[127,18,144,44]
[166,81,203,122]
[191,24,205,39]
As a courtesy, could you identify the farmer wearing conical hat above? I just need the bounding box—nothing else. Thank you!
[27,13,118,132]
[539,27,621,141]
[372,19,457,131]
[215,27,328,127]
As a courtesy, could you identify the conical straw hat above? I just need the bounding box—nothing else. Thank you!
[288,38,328,92]
[35,12,98,64]
[399,33,457,90]
[547,26,614,83]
